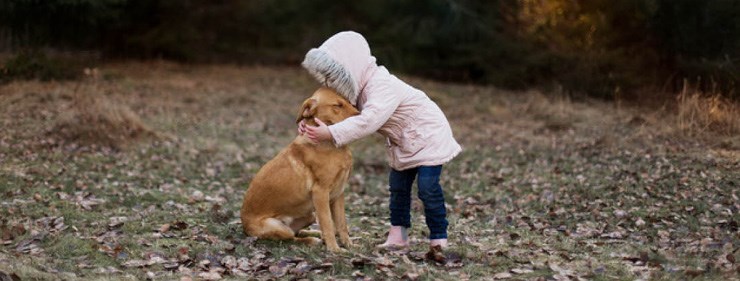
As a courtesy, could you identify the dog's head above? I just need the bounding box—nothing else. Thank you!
[297,87,360,125]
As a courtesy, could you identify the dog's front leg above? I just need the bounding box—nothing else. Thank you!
[331,193,352,248]
[312,190,341,252]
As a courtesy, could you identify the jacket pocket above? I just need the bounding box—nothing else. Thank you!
[399,126,424,155]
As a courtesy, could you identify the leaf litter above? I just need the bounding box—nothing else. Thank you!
[0,64,737,280]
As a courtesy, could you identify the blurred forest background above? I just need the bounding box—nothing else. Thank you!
[0,0,738,100]
[1,1,739,280]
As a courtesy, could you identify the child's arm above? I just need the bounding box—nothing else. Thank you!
[328,84,401,146]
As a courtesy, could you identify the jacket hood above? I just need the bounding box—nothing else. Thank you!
[301,31,377,106]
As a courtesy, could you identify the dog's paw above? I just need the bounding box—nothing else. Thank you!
[296,237,322,246]
[326,244,345,253]
[340,237,353,248]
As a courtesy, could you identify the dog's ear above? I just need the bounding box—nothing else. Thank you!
[296,98,317,123]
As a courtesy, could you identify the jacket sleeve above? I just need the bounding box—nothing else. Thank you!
[328,82,400,146]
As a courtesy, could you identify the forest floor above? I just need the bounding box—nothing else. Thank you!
[0,62,738,280]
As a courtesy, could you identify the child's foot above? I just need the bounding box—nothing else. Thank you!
[376,226,409,249]
[430,238,448,248]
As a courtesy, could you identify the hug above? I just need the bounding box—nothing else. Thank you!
[241,31,461,252]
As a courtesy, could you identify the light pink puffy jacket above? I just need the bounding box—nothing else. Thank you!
[302,31,462,170]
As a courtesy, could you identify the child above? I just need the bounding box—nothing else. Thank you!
[299,31,462,249]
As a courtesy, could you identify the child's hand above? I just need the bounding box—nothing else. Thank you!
[298,119,307,135]
[304,118,333,143]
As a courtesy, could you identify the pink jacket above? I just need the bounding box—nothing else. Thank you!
[302,31,461,170]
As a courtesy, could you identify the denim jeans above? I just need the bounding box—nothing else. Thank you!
[388,165,448,239]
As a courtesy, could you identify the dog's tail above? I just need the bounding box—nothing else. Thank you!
[245,217,295,240]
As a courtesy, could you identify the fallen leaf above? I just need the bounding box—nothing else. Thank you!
[613,209,627,218]
[122,259,150,268]
[198,259,211,270]
[171,220,188,230]
[190,190,205,202]
[75,192,106,210]
[205,195,226,204]
[15,236,43,255]
[108,217,127,229]
[220,255,237,269]
[403,272,420,280]
[237,257,251,271]
[1,222,26,242]
[683,268,705,277]
[549,262,575,276]
[312,262,333,271]
[600,231,624,239]
[511,268,534,274]
[289,261,312,275]
[269,262,289,278]
[159,224,170,233]
[230,268,249,277]
[93,266,122,274]
[493,272,512,279]
[163,261,179,271]
[639,251,649,263]
[408,251,427,261]
[425,245,446,264]
[198,271,222,280]
[351,257,373,268]
[445,251,464,268]
[223,242,235,252]
[374,256,394,268]
[0,270,21,281]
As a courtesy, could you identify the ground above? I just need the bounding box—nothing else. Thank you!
[0,62,738,280]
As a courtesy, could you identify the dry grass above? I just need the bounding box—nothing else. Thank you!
[52,71,157,149]
[676,81,740,137]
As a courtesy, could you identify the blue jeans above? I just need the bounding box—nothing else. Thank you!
[389,165,448,239]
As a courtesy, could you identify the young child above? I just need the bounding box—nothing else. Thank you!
[299,31,462,249]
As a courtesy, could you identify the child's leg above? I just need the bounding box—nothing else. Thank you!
[416,165,448,244]
[381,167,417,246]
[389,168,417,228]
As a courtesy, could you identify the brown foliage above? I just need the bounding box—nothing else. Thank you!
[676,80,740,137]
[53,70,156,149]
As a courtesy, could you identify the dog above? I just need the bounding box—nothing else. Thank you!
[240,87,360,252]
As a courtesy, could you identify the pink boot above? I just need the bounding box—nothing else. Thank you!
[376,226,409,250]
[430,238,448,248]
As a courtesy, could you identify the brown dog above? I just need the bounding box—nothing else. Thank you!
[240,87,359,252]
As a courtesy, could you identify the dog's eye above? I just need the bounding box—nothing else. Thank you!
[333,103,343,108]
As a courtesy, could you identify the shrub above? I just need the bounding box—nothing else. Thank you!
[1,50,82,83]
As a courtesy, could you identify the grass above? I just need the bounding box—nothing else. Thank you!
[0,62,738,280]
[676,80,740,137]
